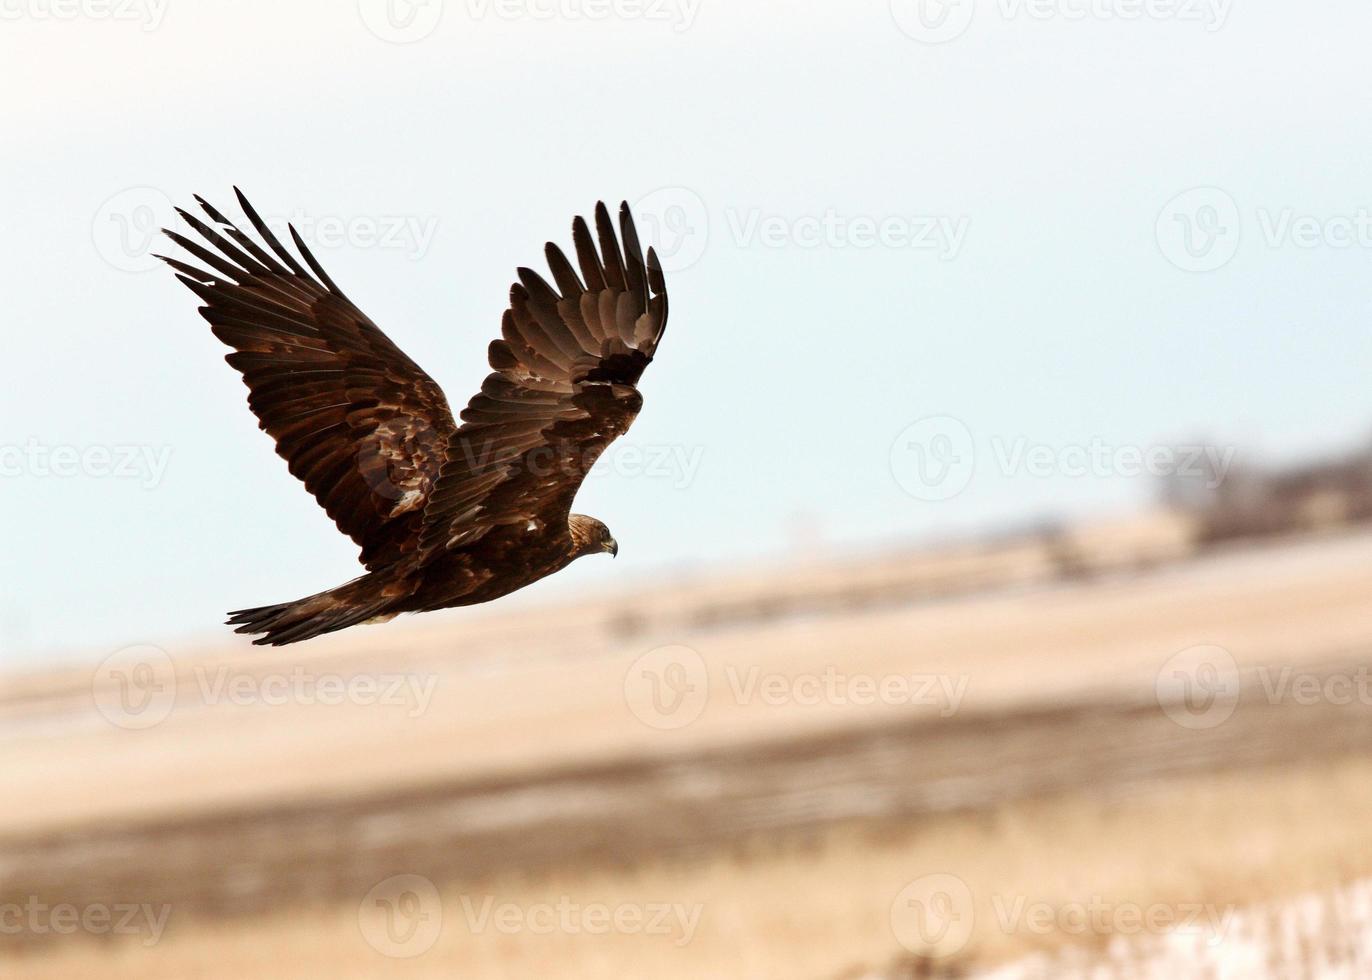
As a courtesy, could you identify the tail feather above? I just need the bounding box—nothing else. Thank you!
[227,577,399,646]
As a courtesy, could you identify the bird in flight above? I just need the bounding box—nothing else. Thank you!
[160,190,669,645]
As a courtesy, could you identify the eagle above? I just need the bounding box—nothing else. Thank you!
[160,190,669,646]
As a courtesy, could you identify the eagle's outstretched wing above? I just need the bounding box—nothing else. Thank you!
[418,202,669,555]
[159,189,457,570]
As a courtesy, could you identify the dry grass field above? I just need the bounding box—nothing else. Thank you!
[4,518,1372,977]
[15,760,1372,979]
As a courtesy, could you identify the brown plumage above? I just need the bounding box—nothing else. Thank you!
[160,189,669,645]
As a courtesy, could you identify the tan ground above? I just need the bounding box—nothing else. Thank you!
[9,757,1372,979]
[3,521,1372,977]
[4,521,1369,837]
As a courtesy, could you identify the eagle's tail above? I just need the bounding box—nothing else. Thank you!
[226,575,401,647]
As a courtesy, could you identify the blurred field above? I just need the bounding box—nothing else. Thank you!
[4,518,1372,977]
[13,760,1372,979]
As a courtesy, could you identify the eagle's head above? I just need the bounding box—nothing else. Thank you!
[569,514,619,559]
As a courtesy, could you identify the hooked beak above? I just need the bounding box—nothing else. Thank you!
[608,538,619,558]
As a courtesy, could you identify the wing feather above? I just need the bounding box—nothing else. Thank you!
[160,190,458,569]
[572,215,608,292]
[419,201,669,556]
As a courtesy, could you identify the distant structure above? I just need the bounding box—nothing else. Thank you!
[1163,440,1372,543]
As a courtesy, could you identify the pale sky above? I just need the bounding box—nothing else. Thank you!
[3,0,1371,662]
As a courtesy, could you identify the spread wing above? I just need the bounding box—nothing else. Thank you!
[419,201,669,555]
[159,189,457,570]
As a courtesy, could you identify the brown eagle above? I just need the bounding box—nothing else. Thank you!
[160,190,669,645]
